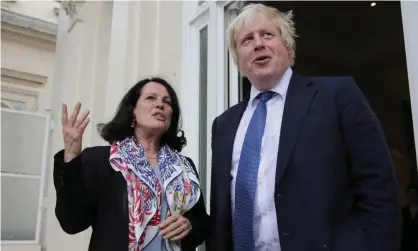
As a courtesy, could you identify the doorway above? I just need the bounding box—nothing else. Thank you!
[239,0,418,206]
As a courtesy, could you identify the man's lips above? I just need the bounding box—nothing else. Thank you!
[253,55,271,64]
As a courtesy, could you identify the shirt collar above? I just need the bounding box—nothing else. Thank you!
[249,67,293,106]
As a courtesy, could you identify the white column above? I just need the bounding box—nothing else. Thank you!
[42,1,185,250]
[103,1,133,120]
[154,1,184,93]
[103,0,182,120]
[401,2,418,168]
[102,0,184,122]
[43,2,114,251]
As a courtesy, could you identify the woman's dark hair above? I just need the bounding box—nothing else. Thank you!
[97,77,186,151]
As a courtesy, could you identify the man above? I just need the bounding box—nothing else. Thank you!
[207,3,400,251]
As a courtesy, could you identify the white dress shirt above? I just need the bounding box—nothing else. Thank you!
[231,67,292,251]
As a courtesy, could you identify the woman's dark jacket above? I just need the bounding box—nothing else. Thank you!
[53,146,209,251]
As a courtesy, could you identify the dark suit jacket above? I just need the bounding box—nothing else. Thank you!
[54,146,209,251]
[207,74,401,251]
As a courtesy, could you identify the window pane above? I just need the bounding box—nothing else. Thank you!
[198,26,208,251]
[1,110,46,175]
[226,49,230,107]
[1,176,40,240]
[199,26,208,203]
[226,3,248,105]
[239,75,251,102]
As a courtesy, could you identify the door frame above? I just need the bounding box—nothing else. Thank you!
[180,0,241,207]
[401,1,418,174]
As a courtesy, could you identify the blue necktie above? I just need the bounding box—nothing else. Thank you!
[233,91,274,251]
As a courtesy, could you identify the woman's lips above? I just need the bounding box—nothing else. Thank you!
[153,113,166,121]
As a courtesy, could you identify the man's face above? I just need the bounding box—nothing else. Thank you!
[235,16,291,90]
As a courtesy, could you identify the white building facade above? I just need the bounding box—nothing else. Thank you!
[1,1,58,250]
[1,1,418,251]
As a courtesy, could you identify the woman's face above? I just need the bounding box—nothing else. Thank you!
[134,82,173,136]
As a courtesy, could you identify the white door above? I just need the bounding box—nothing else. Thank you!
[180,0,243,208]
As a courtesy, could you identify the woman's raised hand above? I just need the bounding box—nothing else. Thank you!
[62,102,90,162]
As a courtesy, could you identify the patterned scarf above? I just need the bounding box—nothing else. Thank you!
[109,137,201,251]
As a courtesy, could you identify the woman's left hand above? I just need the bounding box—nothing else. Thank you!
[159,214,192,241]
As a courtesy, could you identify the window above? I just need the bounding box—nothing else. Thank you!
[199,26,208,201]
[238,75,251,102]
[181,0,244,207]
[0,108,51,244]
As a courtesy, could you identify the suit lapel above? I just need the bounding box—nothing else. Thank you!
[223,100,248,171]
[218,99,248,211]
[275,74,317,189]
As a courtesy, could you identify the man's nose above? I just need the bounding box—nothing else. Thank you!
[254,35,265,50]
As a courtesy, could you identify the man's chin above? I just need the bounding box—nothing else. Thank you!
[252,68,275,77]
[254,70,276,78]
[249,72,281,90]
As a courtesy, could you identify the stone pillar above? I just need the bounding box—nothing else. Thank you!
[102,0,184,120]
[154,0,183,93]
[43,2,114,251]
[42,1,184,250]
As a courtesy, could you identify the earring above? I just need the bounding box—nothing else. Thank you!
[131,119,135,128]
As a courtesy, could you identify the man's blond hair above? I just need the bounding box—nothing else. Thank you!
[226,3,297,66]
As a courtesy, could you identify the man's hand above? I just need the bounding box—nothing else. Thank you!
[160,214,192,241]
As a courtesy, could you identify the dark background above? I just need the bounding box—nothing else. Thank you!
[239,1,417,204]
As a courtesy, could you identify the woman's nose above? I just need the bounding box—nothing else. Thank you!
[155,101,164,109]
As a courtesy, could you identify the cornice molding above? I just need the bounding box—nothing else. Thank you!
[1,9,57,43]
[1,68,48,87]
[1,9,57,36]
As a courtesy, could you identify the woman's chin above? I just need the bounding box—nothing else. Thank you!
[147,123,168,133]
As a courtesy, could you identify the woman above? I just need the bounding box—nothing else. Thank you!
[53,77,209,251]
